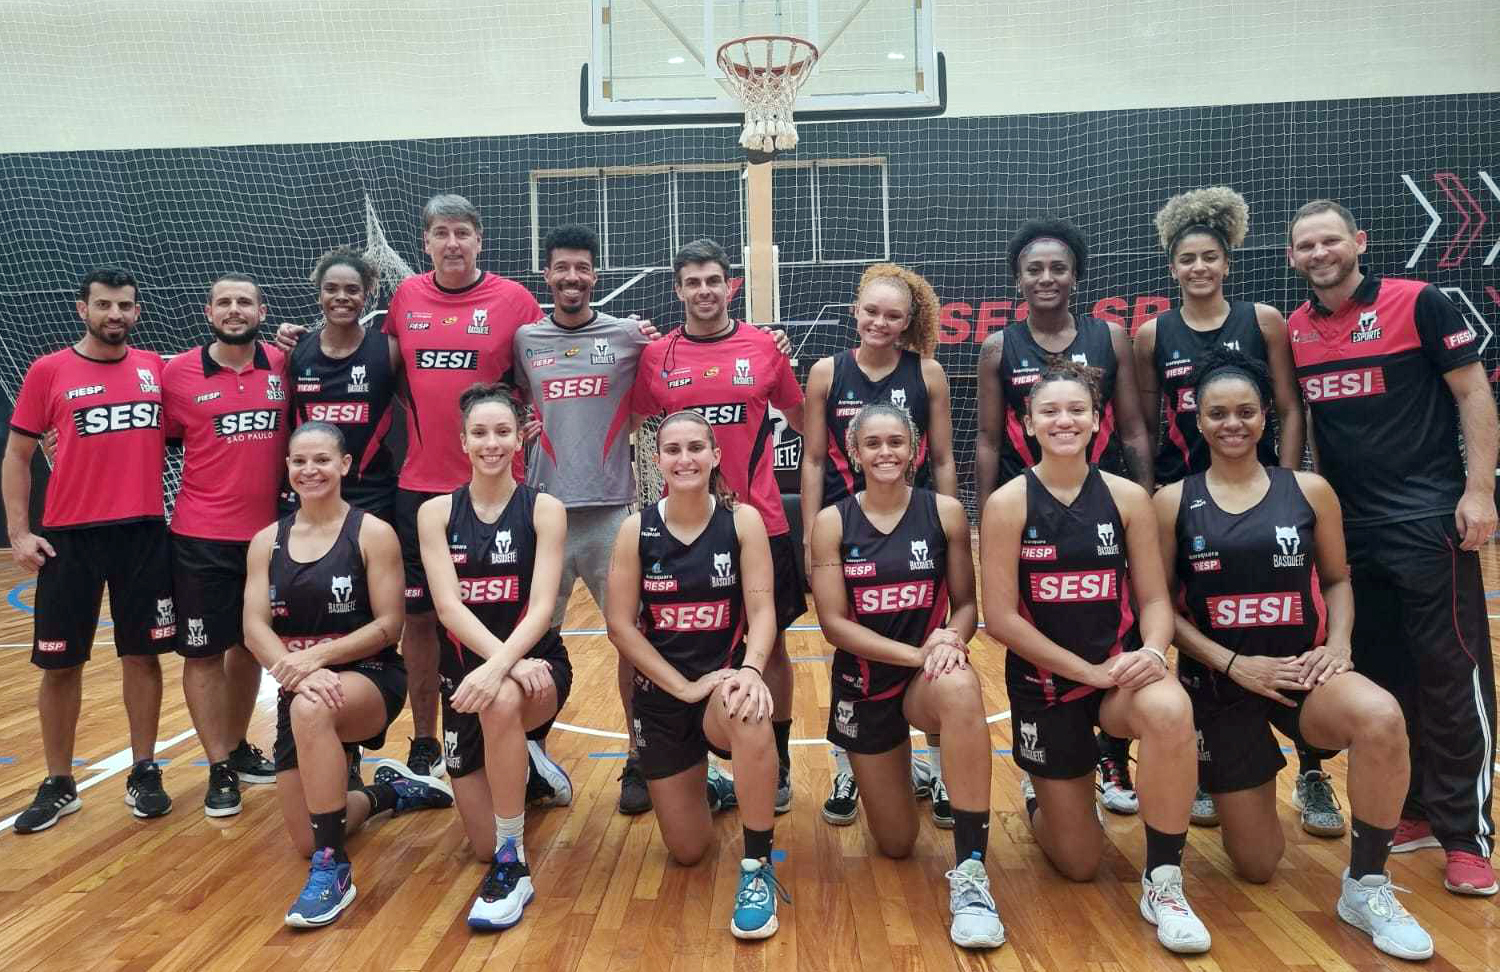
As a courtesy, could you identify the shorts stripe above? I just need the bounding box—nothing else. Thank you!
[1470,667,1495,857]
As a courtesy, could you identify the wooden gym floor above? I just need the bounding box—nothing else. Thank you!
[0,552,1497,972]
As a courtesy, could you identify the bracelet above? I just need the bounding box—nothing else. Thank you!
[1224,653,1239,677]
[740,664,763,677]
[1139,646,1168,668]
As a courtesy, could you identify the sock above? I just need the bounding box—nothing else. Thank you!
[952,807,991,865]
[495,812,526,863]
[310,808,348,862]
[1024,791,1038,821]
[1349,816,1396,879]
[1296,746,1323,778]
[1097,731,1130,762]
[773,720,791,770]
[744,825,774,862]
[832,747,853,777]
[362,782,399,817]
[928,742,943,784]
[1143,823,1187,877]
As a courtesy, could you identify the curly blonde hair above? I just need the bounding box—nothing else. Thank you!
[1154,186,1250,255]
[854,263,941,357]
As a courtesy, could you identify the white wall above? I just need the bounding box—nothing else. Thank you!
[1,0,1496,153]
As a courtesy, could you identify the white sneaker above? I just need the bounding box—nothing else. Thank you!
[945,854,1005,949]
[1336,869,1434,960]
[1096,752,1139,815]
[911,755,936,799]
[467,839,534,930]
[525,740,572,807]
[1139,865,1211,954]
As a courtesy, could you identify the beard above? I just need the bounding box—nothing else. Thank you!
[211,321,260,345]
[86,319,131,346]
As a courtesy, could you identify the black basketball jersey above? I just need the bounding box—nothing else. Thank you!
[834,488,949,701]
[997,317,1122,483]
[286,326,398,512]
[1174,468,1326,699]
[636,499,746,683]
[440,483,565,668]
[822,349,933,505]
[269,507,401,668]
[1008,466,1136,707]
[1152,302,1275,483]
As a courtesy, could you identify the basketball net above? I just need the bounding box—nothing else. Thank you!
[716,35,820,155]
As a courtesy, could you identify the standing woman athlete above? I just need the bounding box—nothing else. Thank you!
[244,422,452,929]
[605,411,787,941]
[1154,348,1433,961]
[809,403,1003,950]
[801,263,955,828]
[981,360,1211,956]
[1117,187,1333,835]
[417,384,571,932]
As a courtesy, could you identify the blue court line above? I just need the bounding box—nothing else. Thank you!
[587,752,629,759]
[1488,590,1500,599]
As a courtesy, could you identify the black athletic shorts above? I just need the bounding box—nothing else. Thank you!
[31,519,176,669]
[273,658,408,773]
[826,666,919,756]
[439,634,573,779]
[630,672,734,781]
[1010,691,1106,781]
[768,532,806,632]
[172,534,251,658]
[395,488,441,613]
[1183,671,1337,794]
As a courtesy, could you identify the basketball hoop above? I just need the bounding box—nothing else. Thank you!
[716,34,819,156]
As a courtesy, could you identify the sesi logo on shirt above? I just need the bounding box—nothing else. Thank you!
[650,600,731,631]
[72,401,162,436]
[415,349,478,370]
[691,403,747,425]
[853,580,935,615]
[1299,367,1386,402]
[458,576,520,603]
[1029,570,1117,602]
[213,409,282,437]
[306,401,370,423]
[1207,592,1304,628]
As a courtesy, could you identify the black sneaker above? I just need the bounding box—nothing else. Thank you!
[346,745,363,792]
[406,736,446,780]
[125,760,172,819]
[821,771,859,826]
[372,759,454,814]
[14,776,81,834]
[617,755,652,815]
[204,760,242,818]
[931,779,954,829]
[774,762,792,815]
[226,739,276,785]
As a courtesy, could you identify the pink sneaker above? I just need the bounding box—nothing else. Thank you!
[1444,851,1498,896]
[1391,818,1440,854]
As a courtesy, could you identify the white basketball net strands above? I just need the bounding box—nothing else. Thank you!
[716,35,820,154]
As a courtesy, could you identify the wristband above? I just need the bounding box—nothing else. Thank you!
[740,664,763,677]
[1224,653,1238,677]
[1139,646,1167,668]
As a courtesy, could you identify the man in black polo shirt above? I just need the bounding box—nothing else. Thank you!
[1286,199,1497,897]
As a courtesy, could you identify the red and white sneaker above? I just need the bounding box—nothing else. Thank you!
[1444,851,1498,896]
[1391,818,1441,854]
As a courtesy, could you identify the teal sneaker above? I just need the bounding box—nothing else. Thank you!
[730,858,790,939]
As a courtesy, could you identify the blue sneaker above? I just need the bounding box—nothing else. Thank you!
[946,853,1005,948]
[707,763,737,813]
[468,838,534,930]
[731,858,790,939]
[372,759,454,814]
[285,848,355,927]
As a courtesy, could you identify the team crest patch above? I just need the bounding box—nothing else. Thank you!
[835,700,858,739]
[491,530,518,564]
[1018,720,1044,763]
[591,338,615,364]
[732,358,754,386]
[1351,310,1381,344]
[710,550,736,588]
[468,308,489,335]
[265,375,285,401]
[150,598,177,639]
[1095,522,1119,556]
[1272,525,1305,567]
[136,368,160,394]
[185,617,208,648]
[347,364,369,393]
[328,574,356,613]
[889,387,908,411]
[908,539,934,571]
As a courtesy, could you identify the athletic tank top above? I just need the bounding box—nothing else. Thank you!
[1151,302,1275,483]
[269,507,401,668]
[1174,468,1326,699]
[834,488,949,701]
[822,349,933,505]
[997,316,1121,483]
[1008,465,1136,706]
[285,326,398,513]
[636,498,746,683]
[441,483,565,662]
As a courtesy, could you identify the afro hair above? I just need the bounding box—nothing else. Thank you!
[1154,186,1249,253]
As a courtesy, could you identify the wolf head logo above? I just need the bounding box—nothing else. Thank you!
[472,308,488,327]
[1019,720,1039,752]
[1275,526,1300,556]
[1097,522,1116,547]
[911,539,929,563]
[713,551,732,577]
[1071,353,1088,365]
[735,357,751,378]
[496,530,512,554]
[350,364,366,386]
[155,598,175,627]
[889,387,908,410]
[331,575,353,603]
[595,338,610,356]
[187,618,206,643]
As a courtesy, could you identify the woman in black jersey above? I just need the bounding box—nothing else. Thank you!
[245,422,450,929]
[604,410,785,940]
[975,218,1155,500]
[981,360,1211,956]
[800,263,955,829]
[281,248,400,521]
[809,403,1002,950]
[1152,349,1432,961]
[417,384,570,932]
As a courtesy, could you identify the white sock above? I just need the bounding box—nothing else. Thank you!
[495,812,526,863]
[833,747,853,777]
[928,745,943,784]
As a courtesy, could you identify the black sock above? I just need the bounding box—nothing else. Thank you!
[1296,746,1323,777]
[1024,791,1038,821]
[1349,816,1396,879]
[362,782,399,817]
[1096,730,1130,762]
[744,825,774,862]
[310,808,349,861]
[1143,823,1187,877]
[952,807,991,865]
[772,720,791,769]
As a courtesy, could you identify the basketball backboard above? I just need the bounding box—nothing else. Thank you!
[583,0,944,125]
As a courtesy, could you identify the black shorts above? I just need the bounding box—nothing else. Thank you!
[1184,673,1337,794]
[395,488,441,613]
[768,532,806,632]
[172,534,251,658]
[31,519,176,669]
[826,661,919,755]
[630,673,734,780]
[273,659,408,773]
[1010,691,1106,780]
[439,634,573,779]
